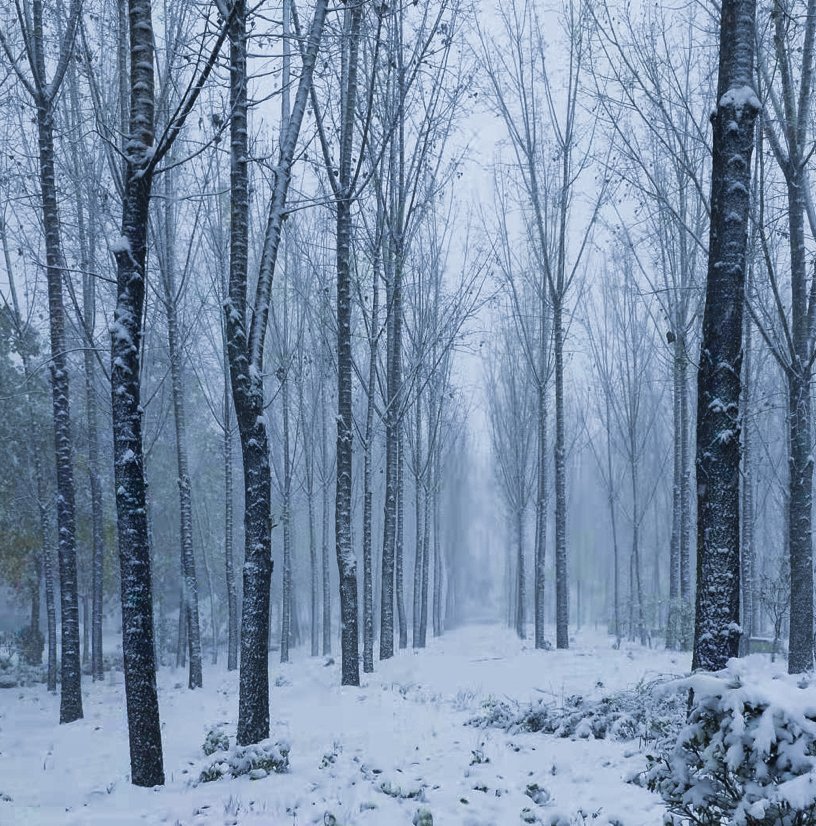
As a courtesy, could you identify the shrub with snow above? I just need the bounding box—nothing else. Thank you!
[201,726,230,756]
[644,660,816,825]
[198,738,290,783]
[469,678,685,744]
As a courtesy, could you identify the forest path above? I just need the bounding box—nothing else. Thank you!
[0,624,688,825]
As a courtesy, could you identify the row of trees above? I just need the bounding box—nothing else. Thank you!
[484,0,815,677]
[1,0,814,792]
[0,0,482,786]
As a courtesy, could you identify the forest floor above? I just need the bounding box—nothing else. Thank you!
[0,624,691,825]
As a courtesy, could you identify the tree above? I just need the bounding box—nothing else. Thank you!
[480,0,602,649]
[226,0,329,737]
[692,0,759,673]
[750,0,816,674]
[0,0,85,723]
[487,311,536,640]
[109,0,229,785]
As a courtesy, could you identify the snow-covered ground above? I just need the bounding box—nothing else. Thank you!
[0,625,690,825]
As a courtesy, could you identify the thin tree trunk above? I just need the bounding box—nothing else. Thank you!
[603,393,621,644]
[432,446,442,638]
[678,342,692,650]
[396,429,407,648]
[362,232,380,673]
[176,591,187,669]
[515,507,526,639]
[667,347,682,650]
[224,374,238,671]
[379,223,397,662]
[741,307,755,650]
[31,0,83,724]
[2,221,57,682]
[534,379,548,648]
[321,380,332,656]
[161,174,203,689]
[412,401,424,648]
[280,367,292,664]
[631,453,646,646]
[553,297,568,649]
[419,454,431,647]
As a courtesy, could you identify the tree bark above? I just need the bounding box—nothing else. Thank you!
[30,0,83,724]
[224,369,238,671]
[553,297,568,649]
[692,0,758,673]
[110,0,164,784]
[321,379,332,656]
[362,231,380,673]
[161,174,203,689]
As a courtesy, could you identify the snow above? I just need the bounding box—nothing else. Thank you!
[0,625,689,825]
[109,236,131,255]
[719,85,761,113]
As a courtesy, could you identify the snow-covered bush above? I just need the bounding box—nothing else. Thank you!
[644,660,816,825]
[0,642,46,688]
[198,738,290,782]
[469,678,685,744]
[412,807,433,825]
[202,726,230,756]
[16,626,43,666]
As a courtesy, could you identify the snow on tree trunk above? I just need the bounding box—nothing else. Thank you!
[333,1,362,687]
[692,0,758,673]
[25,0,85,724]
[110,0,164,785]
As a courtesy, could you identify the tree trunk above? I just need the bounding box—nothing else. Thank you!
[321,380,332,656]
[280,368,292,664]
[44,535,57,691]
[419,456,431,647]
[692,0,758,673]
[667,346,682,650]
[362,234,380,673]
[631,454,646,646]
[412,401,424,648]
[515,507,526,639]
[333,2,364,687]
[396,429,407,648]
[740,307,755,650]
[176,592,187,669]
[31,1,83,722]
[379,234,397,662]
[553,297,568,649]
[224,375,238,671]
[534,379,548,647]
[228,0,272,744]
[307,446,319,658]
[162,175,203,689]
[678,341,692,650]
[432,447,442,638]
[1,221,58,682]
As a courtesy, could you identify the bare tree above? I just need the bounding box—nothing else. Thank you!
[0,0,84,723]
[692,0,759,673]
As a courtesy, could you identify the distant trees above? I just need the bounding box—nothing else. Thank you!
[1,0,813,794]
[481,0,601,648]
